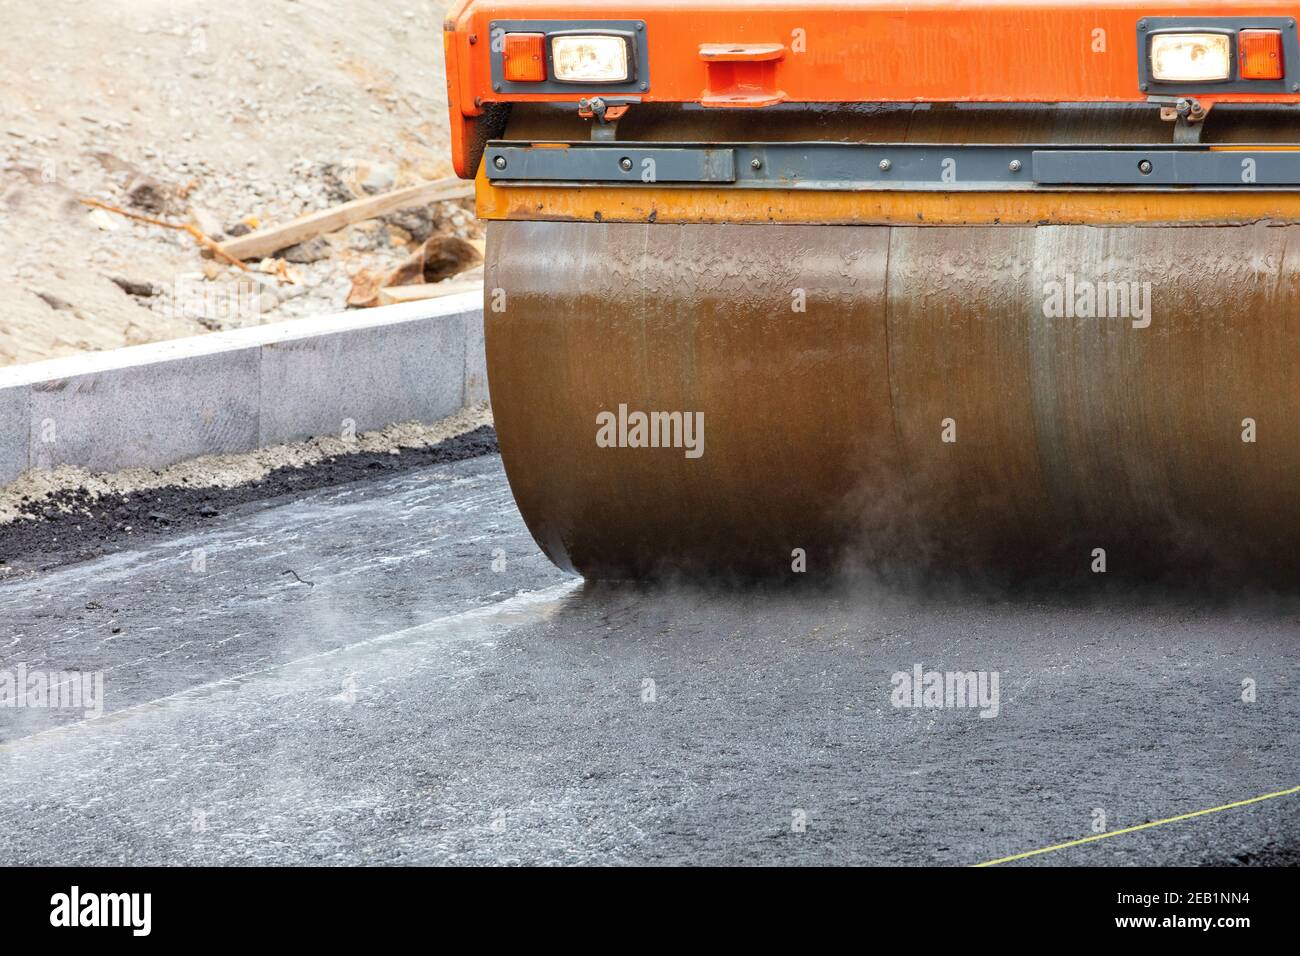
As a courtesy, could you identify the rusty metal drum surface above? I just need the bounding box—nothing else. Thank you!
[484,218,1300,579]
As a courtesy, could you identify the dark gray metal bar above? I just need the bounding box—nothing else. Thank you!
[484,140,1300,190]
[489,145,737,183]
[1032,149,1300,185]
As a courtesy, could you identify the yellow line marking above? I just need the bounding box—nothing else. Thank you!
[975,785,1300,867]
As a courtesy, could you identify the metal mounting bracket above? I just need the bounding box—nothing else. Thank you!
[579,97,633,141]
[1151,96,1208,144]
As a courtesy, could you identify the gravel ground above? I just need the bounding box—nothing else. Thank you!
[0,0,472,366]
[0,417,495,576]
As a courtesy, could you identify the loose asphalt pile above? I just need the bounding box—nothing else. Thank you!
[0,426,497,574]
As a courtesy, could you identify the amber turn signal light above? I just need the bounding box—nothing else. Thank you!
[503,33,546,82]
[1239,29,1284,80]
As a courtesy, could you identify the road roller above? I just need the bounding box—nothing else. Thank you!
[444,1,1300,580]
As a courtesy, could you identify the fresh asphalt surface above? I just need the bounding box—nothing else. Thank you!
[0,449,1296,866]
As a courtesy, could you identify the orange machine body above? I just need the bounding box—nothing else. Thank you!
[444,0,1300,175]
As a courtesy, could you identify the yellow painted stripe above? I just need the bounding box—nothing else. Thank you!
[476,169,1300,226]
[1208,145,1300,152]
[975,784,1300,867]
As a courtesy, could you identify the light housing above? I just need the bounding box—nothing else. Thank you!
[1150,32,1232,82]
[502,33,546,82]
[1239,29,1285,80]
[550,34,631,83]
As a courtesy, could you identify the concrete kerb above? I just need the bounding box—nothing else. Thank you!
[0,289,485,485]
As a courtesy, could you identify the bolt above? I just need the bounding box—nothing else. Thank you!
[636,22,644,31]
[1008,159,1022,173]
[619,157,634,171]
[493,156,507,170]
[751,158,762,170]
[1138,21,1147,31]
[640,82,648,91]
[468,34,478,45]
[878,158,891,172]
[1138,159,1153,175]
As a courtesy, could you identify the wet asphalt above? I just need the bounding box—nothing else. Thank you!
[0,449,1296,866]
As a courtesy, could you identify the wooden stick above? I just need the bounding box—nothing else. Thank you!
[80,199,249,270]
[377,277,484,306]
[216,178,474,261]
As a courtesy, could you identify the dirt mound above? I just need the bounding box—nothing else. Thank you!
[0,0,474,367]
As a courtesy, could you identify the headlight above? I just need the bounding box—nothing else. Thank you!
[551,35,631,83]
[1150,33,1232,82]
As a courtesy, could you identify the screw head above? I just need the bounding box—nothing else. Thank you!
[1008,159,1022,173]
[878,158,892,172]
[619,157,634,171]
[1138,159,1153,175]
[751,158,762,170]
[493,156,507,170]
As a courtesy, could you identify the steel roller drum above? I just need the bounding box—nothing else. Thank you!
[482,108,1300,580]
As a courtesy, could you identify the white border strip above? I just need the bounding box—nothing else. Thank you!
[0,290,487,484]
